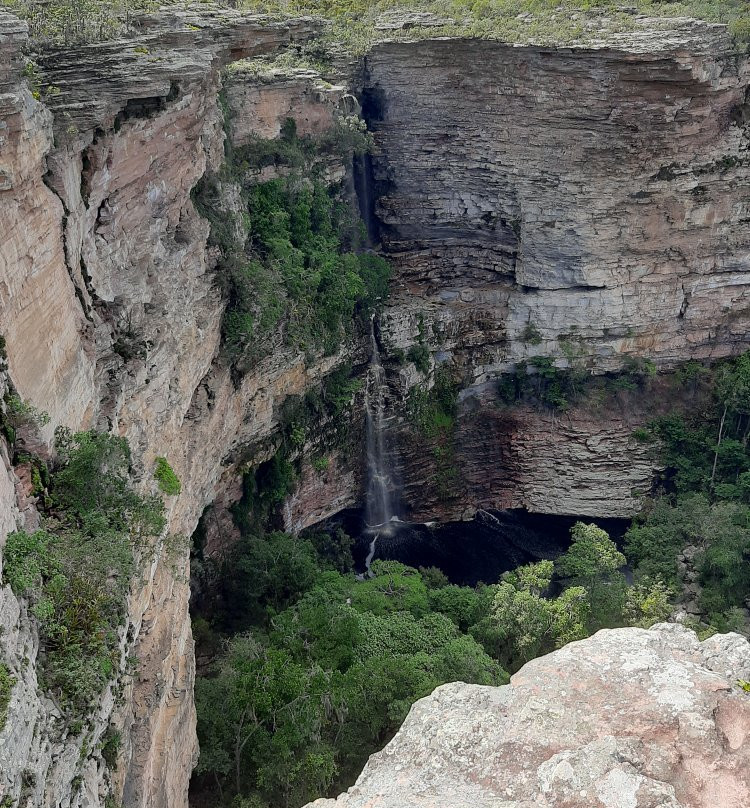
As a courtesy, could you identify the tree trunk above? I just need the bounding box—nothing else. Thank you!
[235,741,242,796]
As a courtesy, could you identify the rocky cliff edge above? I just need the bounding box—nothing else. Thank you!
[309,624,750,808]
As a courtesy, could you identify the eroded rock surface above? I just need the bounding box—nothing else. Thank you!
[2,9,750,808]
[309,624,750,808]
[370,26,750,380]
[0,10,340,808]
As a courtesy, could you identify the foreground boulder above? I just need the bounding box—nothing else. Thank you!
[309,624,750,808]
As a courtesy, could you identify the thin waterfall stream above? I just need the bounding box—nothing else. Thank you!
[360,315,398,577]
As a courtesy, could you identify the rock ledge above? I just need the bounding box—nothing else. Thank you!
[309,625,750,808]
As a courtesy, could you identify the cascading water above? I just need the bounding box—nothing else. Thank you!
[353,152,378,248]
[365,315,395,528]
[361,315,398,576]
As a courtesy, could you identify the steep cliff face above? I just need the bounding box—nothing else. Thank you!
[393,386,657,522]
[1,10,750,808]
[1,9,357,808]
[361,22,750,518]
[370,24,750,377]
[308,624,750,808]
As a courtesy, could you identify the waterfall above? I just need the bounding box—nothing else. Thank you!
[364,316,396,534]
[355,532,379,582]
[353,152,378,248]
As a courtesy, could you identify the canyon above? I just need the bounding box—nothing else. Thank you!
[0,6,749,808]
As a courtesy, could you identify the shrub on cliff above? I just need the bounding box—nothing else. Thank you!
[154,456,181,496]
[2,0,159,45]
[407,343,430,374]
[729,16,750,43]
[224,176,389,359]
[0,663,15,731]
[2,430,165,714]
[623,351,750,630]
[192,117,391,368]
[193,528,507,807]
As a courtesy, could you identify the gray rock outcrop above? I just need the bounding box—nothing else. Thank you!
[309,624,750,808]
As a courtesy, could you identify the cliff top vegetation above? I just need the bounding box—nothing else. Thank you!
[1,0,748,48]
[240,0,750,52]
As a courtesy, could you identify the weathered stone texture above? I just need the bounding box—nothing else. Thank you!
[0,10,338,808]
[394,385,658,522]
[225,67,354,144]
[2,11,750,808]
[308,624,750,808]
[369,26,750,380]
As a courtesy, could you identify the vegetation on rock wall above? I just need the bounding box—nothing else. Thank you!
[496,353,657,413]
[0,663,15,731]
[3,0,747,47]
[192,116,389,368]
[235,0,750,50]
[407,367,461,498]
[154,456,181,496]
[2,429,167,715]
[191,445,672,808]
[624,352,750,633]
[0,0,159,43]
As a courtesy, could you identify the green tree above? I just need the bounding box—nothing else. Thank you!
[219,531,320,629]
[624,577,673,628]
[712,353,750,484]
[502,558,554,595]
[556,522,627,629]
[271,589,361,671]
[430,635,508,686]
[556,523,625,581]
[428,584,485,631]
[350,561,430,617]
[334,653,438,771]
[195,634,337,803]
[697,501,750,619]
[355,610,458,660]
[625,495,707,586]
[483,560,591,671]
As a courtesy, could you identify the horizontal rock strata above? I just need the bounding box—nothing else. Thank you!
[308,624,750,808]
[369,25,750,380]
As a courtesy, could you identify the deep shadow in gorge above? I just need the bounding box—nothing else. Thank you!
[327,507,629,587]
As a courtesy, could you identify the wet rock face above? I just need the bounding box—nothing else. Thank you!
[369,27,750,380]
[394,388,657,522]
[308,624,750,808]
[360,22,750,522]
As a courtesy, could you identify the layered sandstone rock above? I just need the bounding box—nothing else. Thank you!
[394,386,658,522]
[369,22,750,381]
[2,10,750,808]
[308,624,750,808]
[0,10,356,808]
[364,21,750,519]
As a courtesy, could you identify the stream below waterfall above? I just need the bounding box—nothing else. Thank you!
[363,315,396,530]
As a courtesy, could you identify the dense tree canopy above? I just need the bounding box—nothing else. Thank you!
[193,506,679,807]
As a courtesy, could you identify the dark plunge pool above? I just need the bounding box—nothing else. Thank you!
[321,508,629,587]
